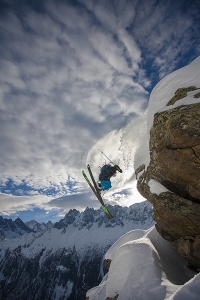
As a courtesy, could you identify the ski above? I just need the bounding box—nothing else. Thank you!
[82,170,99,199]
[82,168,114,219]
[87,164,114,219]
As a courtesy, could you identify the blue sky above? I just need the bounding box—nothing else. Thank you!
[0,0,200,222]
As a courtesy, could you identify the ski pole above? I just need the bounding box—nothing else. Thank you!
[101,151,114,165]
[101,151,122,173]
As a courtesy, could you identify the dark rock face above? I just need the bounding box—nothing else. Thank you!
[0,245,106,300]
[54,209,80,229]
[0,216,33,240]
[149,102,200,202]
[136,90,200,269]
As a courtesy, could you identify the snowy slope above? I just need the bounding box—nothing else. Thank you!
[86,226,197,300]
[25,219,53,232]
[0,202,153,257]
[86,57,200,299]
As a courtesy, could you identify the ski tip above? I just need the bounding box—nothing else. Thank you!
[81,170,85,174]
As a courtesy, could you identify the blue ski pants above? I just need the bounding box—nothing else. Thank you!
[100,180,112,191]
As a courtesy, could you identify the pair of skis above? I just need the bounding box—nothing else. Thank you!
[82,164,114,219]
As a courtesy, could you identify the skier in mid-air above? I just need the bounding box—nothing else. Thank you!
[98,164,122,191]
[82,152,123,218]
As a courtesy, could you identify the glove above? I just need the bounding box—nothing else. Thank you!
[114,165,123,173]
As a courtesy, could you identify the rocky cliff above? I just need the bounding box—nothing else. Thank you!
[136,86,200,269]
[0,216,33,240]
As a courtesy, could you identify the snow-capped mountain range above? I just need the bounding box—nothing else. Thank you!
[0,216,53,241]
[25,219,53,232]
[0,201,154,300]
[0,216,33,240]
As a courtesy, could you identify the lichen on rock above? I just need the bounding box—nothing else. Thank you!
[149,102,200,202]
[166,86,198,106]
[136,89,200,269]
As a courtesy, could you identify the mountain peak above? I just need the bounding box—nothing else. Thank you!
[53,201,153,231]
[0,216,33,241]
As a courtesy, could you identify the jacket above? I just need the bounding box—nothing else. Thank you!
[99,164,117,181]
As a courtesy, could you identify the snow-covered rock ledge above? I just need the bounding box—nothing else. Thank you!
[136,57,200,269]
[86,226,198,300]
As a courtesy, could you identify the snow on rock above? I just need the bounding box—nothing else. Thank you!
[106,238,164,300]
[86,226,197,300]
[0,216,33,240]
[148,179,169,195]
[25,219,53,232]
[147,56,200,134]
[169,274,200,300]
[105,229,146,261]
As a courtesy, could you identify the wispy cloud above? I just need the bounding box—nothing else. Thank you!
[0,0,199,218]
[130,0,200,77]
[0,1,144,176]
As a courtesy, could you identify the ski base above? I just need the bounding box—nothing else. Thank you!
[82,168,114,219]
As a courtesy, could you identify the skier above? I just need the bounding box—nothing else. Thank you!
[98,164,121,191]
[82,155,123,218]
